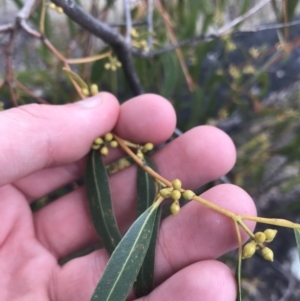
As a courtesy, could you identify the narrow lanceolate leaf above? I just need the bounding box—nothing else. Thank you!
[136,156,157,216]
[63,67,89,90]
[294,229,300,259]
[134,156,161,297]
[90,204,160,301]
[85,150,121,254]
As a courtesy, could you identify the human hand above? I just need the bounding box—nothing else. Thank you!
[0,93,256,301]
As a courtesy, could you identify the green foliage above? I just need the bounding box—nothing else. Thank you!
[2,1,300,300]
[85,150,121,254]
[90,204,160,301]
[135,156,161,297]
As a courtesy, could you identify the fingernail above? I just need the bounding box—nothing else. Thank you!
[77,94,103,109]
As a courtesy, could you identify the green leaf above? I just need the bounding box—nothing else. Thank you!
[136,156,158,216]
[286,0,299,21]
[85,150,121,254]
[134,156,161,297]
[294,229,300,260]
[63,68,89,90]
[90,203,160,301]
[235,251,243,301]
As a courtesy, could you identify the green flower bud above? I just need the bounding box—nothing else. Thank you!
[100,146,109,156]
[172,179,182,190]
[170,201,180,216]
[182,190,195,200]
[264,229,278,242]
[171,190,181,200]
[261,247,274,262]
[242,241,257,259]
[160,188,171,198]
[104,133,113,141]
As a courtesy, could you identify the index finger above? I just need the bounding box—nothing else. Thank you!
[0,93,119,186]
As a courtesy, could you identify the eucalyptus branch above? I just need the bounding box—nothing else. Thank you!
[113,133,300,232]
[18,22,84,98]
[0,23,14,33]
[17,0,37,20]
[51,0,144,95]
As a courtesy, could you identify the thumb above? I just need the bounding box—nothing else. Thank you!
[0,92,120,186]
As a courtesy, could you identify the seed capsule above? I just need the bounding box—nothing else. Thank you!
[261,247,274,262]
[264,229,278,242]
[254,232,266,243]
[242,241,257,259]
[182,190,195,200]
[159,188,171,198]
[171,190,181,200]
[170,201,180,216]
[172,179,182,190]
[100,146,109,156]
[104,133,113,141]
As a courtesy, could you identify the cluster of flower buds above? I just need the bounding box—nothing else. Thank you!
[92,133,118,156]
[242,229,277,261]
[48,3,64,14]
[136,143,154,161]
[104,56,122,71]
[82,84,99,97]
[130,28,149,52]
[159,179,195,216]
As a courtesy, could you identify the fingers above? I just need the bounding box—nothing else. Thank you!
[0,93,120,187]
[33,126,237,259]
[13,94,176,201]
[54,255,236,301]
[137,261,236,301]
[52,185,253,301]
[154,184,256,284]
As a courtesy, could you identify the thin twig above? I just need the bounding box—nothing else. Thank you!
[18,19,84,99]
[17,0,36,19]
[155,0,195,91]
[5,27,19,106]
[147,0,154,50]
[217,0,272,35]
[14,78,49,104]
[114,133,300,230]
[52,0,144,95]
[133,18,300,59]
[109,19,146,27]
[0,23,14,33]
[123,0,132,44]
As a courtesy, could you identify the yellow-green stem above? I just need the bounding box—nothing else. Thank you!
[114,134,300,232]
[241,215,300,229]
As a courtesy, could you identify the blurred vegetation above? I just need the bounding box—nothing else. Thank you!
[0,0,299,210]
[0,0,299,205]
[1,0,300,299]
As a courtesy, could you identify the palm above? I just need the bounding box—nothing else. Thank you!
[0,94,256,301]
[0,185,55,300]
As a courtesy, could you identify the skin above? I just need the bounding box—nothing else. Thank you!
[0,93,256,301]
